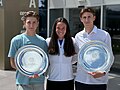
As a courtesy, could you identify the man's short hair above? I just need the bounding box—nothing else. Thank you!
[80,7,96,17]
[21,11,39,21]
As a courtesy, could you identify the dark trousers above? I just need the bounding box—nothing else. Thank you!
[46,79,74,90]
[75,81,107,90]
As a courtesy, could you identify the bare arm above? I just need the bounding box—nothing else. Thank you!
[10,57,17,70]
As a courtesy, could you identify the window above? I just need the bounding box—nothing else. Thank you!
[49,9,63,36]
[103,5,120,71]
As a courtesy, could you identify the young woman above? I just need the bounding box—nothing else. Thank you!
[46,17,77,90]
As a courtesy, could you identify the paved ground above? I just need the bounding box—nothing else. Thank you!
[0,70,16,90]
[107,73,120,90]
[0,70,120,90]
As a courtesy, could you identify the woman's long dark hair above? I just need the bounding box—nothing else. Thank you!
[48,17,76,57]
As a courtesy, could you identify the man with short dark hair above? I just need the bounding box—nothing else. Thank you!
[8,11,48,90]
[75,7,114,90]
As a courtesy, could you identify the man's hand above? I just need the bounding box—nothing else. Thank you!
[29,74,39,78]
[88,71,106,78]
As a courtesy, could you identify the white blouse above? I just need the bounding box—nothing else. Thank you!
[46,38,76,81]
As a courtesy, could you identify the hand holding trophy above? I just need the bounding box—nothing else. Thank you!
[78,41,113,73]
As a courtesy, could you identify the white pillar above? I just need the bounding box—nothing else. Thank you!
[100,5,103,29]
[47,0,50,37]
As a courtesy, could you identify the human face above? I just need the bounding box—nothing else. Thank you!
[56,22,67,40]
[24,17,39,36]
[80,12,95,29]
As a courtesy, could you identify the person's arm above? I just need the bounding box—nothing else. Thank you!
[101,32,114,75]
[71,37,79,64]
[88,71,106,78]
[105,33,114,71]
[10,57,17,70]
[88,32,114,78]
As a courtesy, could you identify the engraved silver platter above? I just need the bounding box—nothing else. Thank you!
[15,45,48,76]
[78,41,112,72]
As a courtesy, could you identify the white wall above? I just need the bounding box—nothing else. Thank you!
[49,0,85,8]
[49,0,65,9]
[49,0,104,8]
[104,0,120,5]
[66,0,79,8]
[85,0,104,6]
[49,0,120,9]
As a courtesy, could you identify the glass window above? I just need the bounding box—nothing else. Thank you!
[69,8,82,37]
[103,5,120,71]
[39,0,47,39]
[49,9,63,37]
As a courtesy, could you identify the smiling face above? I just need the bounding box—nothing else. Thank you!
[24,17,39,36]
[56,22,67,40]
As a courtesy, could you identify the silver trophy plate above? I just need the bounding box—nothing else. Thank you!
[15,45,48,76]
[78,41,112,72]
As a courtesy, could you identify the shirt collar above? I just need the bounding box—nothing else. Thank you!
[83,25,97,34]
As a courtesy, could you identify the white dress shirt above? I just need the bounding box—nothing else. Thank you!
[75,25,114,84]
[46,38,76,81]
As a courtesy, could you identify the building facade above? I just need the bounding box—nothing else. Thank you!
[47,0,120,72]
[0,0,38,69]
[0,0,120,72]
